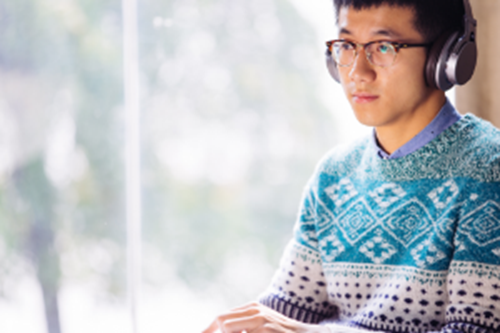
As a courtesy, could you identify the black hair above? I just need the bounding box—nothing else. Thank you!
[333,0,465,42]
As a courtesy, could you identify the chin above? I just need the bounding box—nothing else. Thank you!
[354,117,380,128]
[350,104,381,127]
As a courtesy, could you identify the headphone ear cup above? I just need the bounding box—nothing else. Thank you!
[446,38,477,86]
[326,50,341,83]
[425,31,458,90]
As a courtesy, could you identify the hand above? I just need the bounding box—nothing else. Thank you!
[202,302,329,333]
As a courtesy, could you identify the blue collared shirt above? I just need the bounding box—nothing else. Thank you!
[373,99,462,160]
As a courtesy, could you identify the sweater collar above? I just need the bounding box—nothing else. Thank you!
[372,99,462,160]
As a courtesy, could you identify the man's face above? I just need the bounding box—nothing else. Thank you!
[337,5,439,132]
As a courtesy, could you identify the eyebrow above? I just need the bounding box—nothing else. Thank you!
[339,27,403,39]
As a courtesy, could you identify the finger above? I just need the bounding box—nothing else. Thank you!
[220,314,264,333]
[217,306,260,323]
[229,301,261,312]
[250,323,282,333]
[203,306,261,333]
[233,302,288,321]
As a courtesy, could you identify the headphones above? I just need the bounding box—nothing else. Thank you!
[326,0,477,91]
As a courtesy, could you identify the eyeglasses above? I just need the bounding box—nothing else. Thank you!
[325,39,431,68]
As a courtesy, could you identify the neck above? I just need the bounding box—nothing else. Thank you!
[375,92,446,155]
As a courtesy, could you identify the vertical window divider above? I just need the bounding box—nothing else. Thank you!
[122,0,142,332]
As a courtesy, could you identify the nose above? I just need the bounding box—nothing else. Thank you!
[348,47,376,83]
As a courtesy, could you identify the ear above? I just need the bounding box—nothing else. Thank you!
[424,0,478,91]
[425,31,457,90]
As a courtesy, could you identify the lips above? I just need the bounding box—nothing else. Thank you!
[352,92,379,104]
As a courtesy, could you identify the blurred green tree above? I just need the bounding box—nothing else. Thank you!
[0,1,125,332]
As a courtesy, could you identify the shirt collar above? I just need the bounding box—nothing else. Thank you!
[373,98,462,160]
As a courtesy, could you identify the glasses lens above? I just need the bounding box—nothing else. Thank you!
[332,41,355,66]
[367,41,397,67]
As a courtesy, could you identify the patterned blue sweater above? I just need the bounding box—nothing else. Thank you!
[259,114,500,333]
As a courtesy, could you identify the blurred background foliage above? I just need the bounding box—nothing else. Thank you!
[0,0,337,332]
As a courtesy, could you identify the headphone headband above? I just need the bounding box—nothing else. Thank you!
[462,0,473,18]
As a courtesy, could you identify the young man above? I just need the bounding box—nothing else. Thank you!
[203,1,500,332]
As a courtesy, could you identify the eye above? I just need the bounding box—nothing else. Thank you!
[376,42,392,54]
[338,42,354,51]
[341,43,353,50]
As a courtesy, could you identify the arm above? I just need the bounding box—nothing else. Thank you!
[436,192,500,332]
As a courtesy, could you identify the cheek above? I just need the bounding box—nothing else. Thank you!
[338,69,356,93]
[338,68,348,85]
[401,52,428,86]
[384,60,427,98]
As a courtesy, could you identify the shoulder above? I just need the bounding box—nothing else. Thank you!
[456,113,500,144]
[451,114,500,182]
[313,135,371,178]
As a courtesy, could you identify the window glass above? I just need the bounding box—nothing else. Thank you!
[137,0,339,331]
[0,1,128,332]
[0,0,346,332]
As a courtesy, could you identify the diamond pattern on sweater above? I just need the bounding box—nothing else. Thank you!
[383,200,433,247]
[461,201,500,246]
[337,200,377,244]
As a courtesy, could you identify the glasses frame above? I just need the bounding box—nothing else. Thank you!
[325,39,432,68]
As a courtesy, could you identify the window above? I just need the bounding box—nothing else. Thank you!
[0,0,351,332]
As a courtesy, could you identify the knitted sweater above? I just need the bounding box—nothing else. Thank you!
[259,114,500,333]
